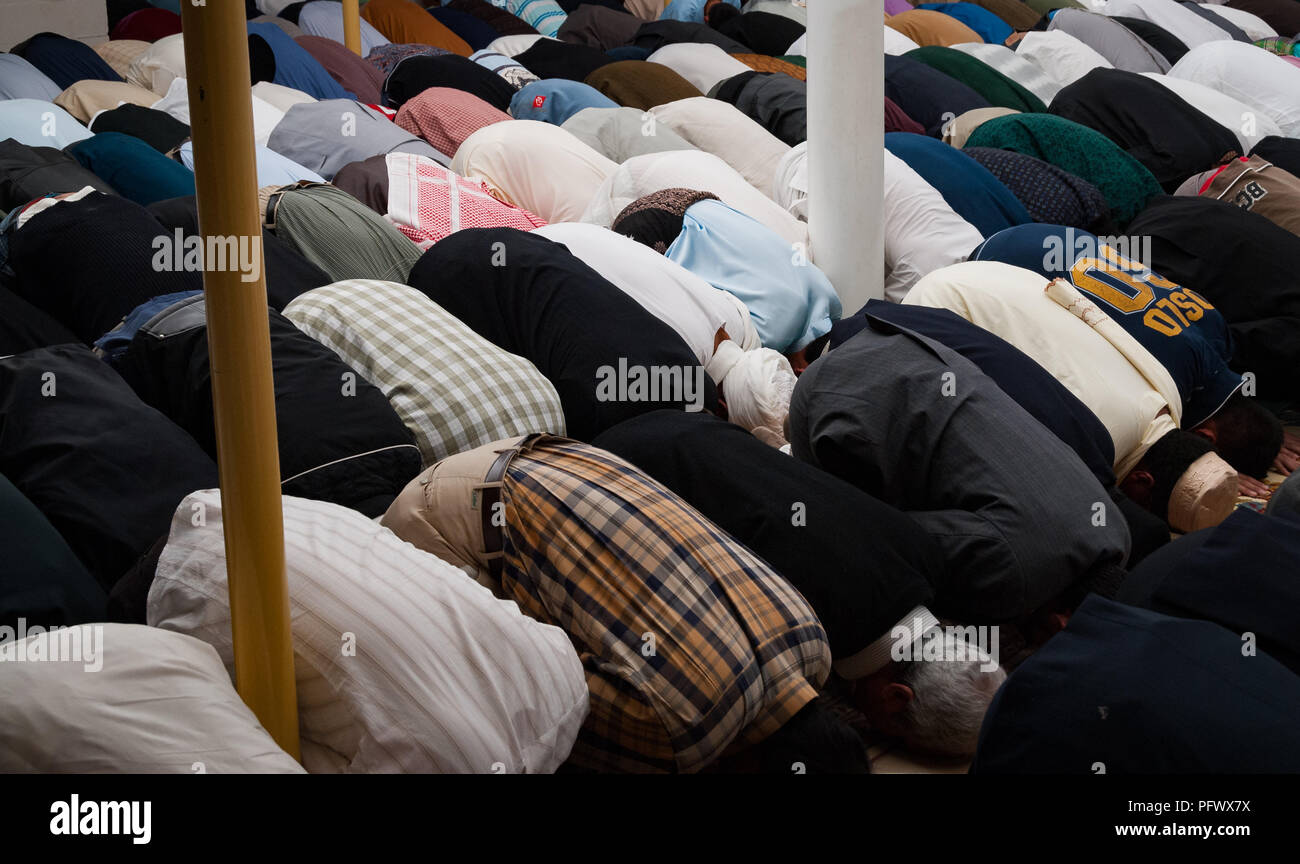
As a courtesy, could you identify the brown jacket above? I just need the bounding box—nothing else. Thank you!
[1181,154,1300,239]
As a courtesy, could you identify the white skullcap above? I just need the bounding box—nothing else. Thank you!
[1168,451,1238,533]
[835,606,941,680]
[720,346,796,447]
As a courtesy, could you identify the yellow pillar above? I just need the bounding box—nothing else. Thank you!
[343,0,363,55]
[180,0,300,761]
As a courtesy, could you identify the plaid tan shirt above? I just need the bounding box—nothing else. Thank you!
[499,439,829,773]
[283,280,566,465]
[94,39,151,79]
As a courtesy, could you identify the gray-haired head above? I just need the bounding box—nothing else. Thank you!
[894,632,1007,758]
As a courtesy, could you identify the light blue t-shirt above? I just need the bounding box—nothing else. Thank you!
[510,79,617,126]
[298,1,392,55]
[666,198,841,353]
[0,99,94,149]
[659,0,741,23]
[178,141,325,188]
[0,54,62,102]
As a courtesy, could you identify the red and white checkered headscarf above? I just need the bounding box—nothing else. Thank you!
[384,152,547,250]
[395,87,510,161]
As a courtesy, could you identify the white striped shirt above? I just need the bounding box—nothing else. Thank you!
[148,490,589,774]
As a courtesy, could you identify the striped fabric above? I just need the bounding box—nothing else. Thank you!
[383,152,547,250]
[470,49,542,90]
[268,183,423,282]
[284,280,566,464]
[504,0,568,37]
[499,439,830,772]
[149,490,589,773]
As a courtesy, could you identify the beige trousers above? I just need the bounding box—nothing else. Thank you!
[380,435,530,591]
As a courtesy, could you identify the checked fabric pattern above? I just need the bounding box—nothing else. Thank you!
[395,87,511,158]
[284,279,565,465]
[384,152,547,249]
[500,439,830,772]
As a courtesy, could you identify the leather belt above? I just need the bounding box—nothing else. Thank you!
[477,433,550,580]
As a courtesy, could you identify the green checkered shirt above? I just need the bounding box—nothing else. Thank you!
[1254,37,1297,56]
[285,279,566,465]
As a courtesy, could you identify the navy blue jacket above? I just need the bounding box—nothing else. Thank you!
[1120,508,1300,676]
[974,595,1300,773]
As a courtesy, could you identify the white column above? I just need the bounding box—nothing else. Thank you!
[807,0,885,314]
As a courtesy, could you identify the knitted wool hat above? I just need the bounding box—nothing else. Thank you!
[611,187,718,252]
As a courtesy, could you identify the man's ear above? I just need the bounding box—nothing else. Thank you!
[881,682,915,716]
[1044,611,1070,637]
[1120,468,1155,504]
[1021,608,1071,651]
[1191,421,1217,446]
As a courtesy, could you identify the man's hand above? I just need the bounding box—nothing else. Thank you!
[1271,430,1300,475]
[1239,474,1272,499]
